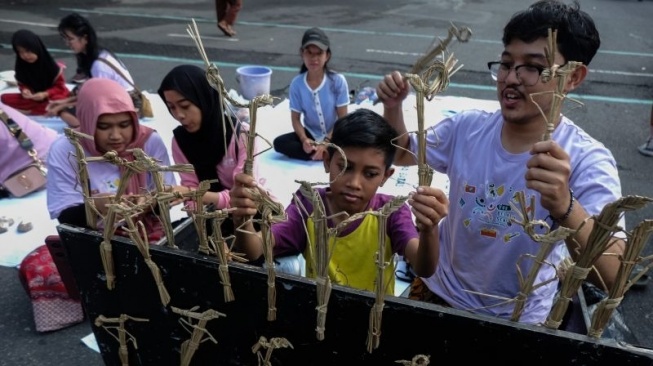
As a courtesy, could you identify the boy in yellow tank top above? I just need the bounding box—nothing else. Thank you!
[230,108,447,294]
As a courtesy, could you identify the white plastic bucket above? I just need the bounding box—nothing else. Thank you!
[236,66,272,100]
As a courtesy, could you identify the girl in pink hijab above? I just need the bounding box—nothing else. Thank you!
[46,78,176,242]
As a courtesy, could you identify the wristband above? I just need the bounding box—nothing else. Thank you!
[550,188,575,223]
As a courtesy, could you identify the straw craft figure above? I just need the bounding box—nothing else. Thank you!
[207,206,248,302]
[129,148,194,248]
[364,195,409,353]
[530,28,583,142]
[243,188,287,321]
[64,129,120,290]
[293,142,349,340]
[66,146,137,289]
[251,336,294,366]
[95,314,149,366]
[294,179,336,341]
[110,199,172,306]
[588,218,653,338]
[171,305,226,366]
[402,23,470,187]
[508,191,576,322]
[186,22,287,316]
[83,149,156,290]
[63,128,98,229]
[183,179,218,255]
[545,195,652,329]
[186,18,275,179]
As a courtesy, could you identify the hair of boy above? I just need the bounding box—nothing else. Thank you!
[327,109,398,169]
[502,0,600,66]
[58,13,99,75]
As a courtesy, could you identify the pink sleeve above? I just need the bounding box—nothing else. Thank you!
[171,137,199,188]
[213,130,247,209]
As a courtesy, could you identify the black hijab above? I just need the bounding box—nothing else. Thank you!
[158,65,234,193]
[12,29,61,93]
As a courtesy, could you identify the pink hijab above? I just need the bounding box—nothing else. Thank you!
[76,78,154,195]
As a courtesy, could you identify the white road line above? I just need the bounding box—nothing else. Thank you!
[591,69,653,78]
[167,33,238,42]
[366,49,424,57]
[0,18,56,28]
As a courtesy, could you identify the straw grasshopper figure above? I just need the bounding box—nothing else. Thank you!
[508,191,576,322]
[186,18,275,179]
[186,20,286,309]
[250,190,287,321]
[130,148,194,248]
[531,28,583,142]
[364,195,409,352]
[588,218,653,338]
[84,149,160,290]
[251,336,294,366]
[294,178,346,341]
[207,206,247,302]
[182,179,218,255]
[544,195,652,329]
[292,143,350,340]
[109,199,172,306]
[70,147,140,290]
[402,23,470,187]
[171,305,226,366]
[64,129,121,289]
[95,314,149,366]
[63,128,98,229]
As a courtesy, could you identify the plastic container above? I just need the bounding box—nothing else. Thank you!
[235,66,272,100]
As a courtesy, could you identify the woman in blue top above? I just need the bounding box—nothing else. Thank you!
[273,27,349,161]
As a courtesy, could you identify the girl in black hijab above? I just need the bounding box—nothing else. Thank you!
[1,29,71,115]
[158,64,268,237]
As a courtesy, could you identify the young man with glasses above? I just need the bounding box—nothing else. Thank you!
[376,0,624,325]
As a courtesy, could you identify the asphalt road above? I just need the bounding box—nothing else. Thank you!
[0,0,652,365]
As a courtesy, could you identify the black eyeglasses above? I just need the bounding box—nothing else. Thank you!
[487,61,546,86]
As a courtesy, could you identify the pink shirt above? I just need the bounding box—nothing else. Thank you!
[171,123,271,210]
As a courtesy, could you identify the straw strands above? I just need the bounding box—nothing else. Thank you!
[545,195,652,329]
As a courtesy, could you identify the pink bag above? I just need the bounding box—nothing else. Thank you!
[0,107,48,198]
[2,164,47,197]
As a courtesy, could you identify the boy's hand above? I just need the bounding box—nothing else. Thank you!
[230,173,261,220]
[525,140,572,218]
[409,186,448,231]
[376,71,410,108]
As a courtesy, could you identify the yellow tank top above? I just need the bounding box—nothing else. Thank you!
[304,214,396,294]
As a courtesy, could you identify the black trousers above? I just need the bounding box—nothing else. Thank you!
[273,128,315,161]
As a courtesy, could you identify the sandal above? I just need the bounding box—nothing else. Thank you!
[218,22,233,37]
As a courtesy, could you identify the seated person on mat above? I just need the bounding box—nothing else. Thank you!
[158,64,273,237]
[273,27,349,161]
[230,108,445,294]
[46,78,176,243]
[1,29,71,116]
